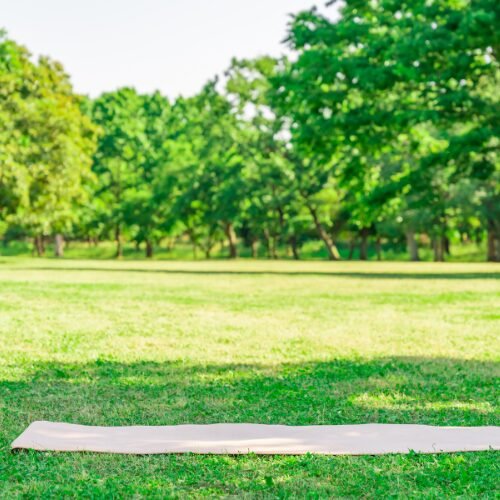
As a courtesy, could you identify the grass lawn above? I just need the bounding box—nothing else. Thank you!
[0,258,499,497]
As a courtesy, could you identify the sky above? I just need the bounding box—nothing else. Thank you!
[1,0,340,99]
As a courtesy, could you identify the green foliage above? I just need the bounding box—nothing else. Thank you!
[0,0,498,261]
[278,0,499,260]
[0,33,97,246]
[90,88,146,255]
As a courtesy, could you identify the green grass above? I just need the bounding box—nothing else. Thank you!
[0,258,499,497]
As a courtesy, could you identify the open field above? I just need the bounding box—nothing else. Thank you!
[0,258,499,497]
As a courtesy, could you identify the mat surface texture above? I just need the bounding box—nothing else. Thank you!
[11,421,500,455]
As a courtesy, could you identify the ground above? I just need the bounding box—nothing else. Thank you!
[0,258,498,497]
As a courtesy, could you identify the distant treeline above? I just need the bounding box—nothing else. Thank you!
[1,1,498,261]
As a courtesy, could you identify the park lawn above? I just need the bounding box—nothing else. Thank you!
[0,258,499,497]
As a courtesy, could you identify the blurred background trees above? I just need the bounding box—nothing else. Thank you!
[0,0,498,261]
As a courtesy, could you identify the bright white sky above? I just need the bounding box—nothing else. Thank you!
[1,0,340,99]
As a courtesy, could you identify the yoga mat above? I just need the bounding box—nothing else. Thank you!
[11,421,500,455]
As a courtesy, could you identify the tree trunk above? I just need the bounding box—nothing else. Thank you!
[115,224,123,259]
[359,228,369,261]
[487,219,498,262]
[348,238,356,260]
[54,233,64,258]
[443,236,450,256]
[263,229,272,259]
[250,239,258,259]
[289,235,300,260]
[261,231,278,259]
[224,222,238,259]
[375,236,382,261]
[406,231,420,261]
[270,237,278,259]
[433,238,444,262]
[308,205,341,260]
[438,241,444,261]
[145,239,153,259]
[34,235,44,257]
[186,229,197,259]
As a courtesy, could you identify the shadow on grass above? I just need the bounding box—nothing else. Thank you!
[2,357,498,497]
[11,265,500,280]
[3,357,498,439]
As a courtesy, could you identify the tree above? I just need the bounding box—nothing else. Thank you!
[122,92,171,258]
[166,81,248,258]
[0,33,97,256]
[225,57,306,259]
[91,88,146,257]
[281,0,499,260]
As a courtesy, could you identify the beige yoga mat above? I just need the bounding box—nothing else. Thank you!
[11,421,500,455]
